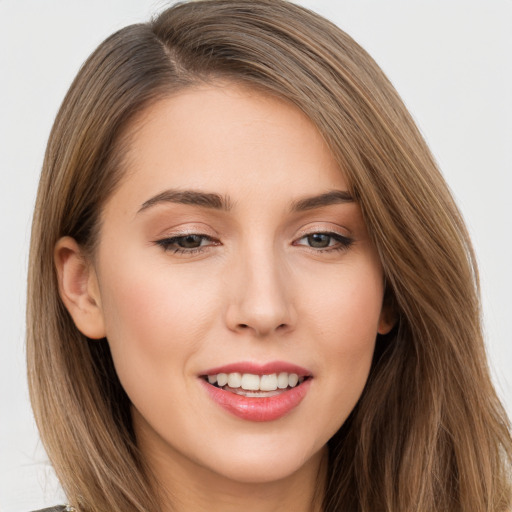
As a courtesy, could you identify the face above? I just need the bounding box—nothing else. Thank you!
[78,84,390,486]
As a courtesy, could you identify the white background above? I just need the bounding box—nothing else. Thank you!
[1,1,511,510]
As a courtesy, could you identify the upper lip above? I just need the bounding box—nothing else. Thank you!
[200,361,312,377]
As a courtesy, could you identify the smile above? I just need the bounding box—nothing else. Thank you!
[200,363,312,421]
[205,372,305,396]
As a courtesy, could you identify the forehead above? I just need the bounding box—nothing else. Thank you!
[106,83,348,215]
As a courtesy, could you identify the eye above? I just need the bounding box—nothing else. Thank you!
[155,234,219,254]
[294,232,353,252]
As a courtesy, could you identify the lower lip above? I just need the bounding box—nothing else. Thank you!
[200,378,312,422]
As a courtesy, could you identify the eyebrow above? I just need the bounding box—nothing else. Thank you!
[290,190,354,211]
[138,189,233,213]
[138,188,354,214]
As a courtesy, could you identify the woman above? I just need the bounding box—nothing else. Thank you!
[27,0,512,511]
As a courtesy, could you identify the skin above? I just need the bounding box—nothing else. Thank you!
[56,83,393,512]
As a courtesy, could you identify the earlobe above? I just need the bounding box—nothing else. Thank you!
[377,301,398,334]
[377,312,395,335]
[54,236,106,339]
[377,281,397,335]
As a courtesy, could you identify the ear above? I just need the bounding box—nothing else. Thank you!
[377,309,395,335]
[377,284,397,335]
[54,236,106,339]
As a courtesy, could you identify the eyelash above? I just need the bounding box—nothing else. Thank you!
[154,232,353,255]
[155,234,219,255]
[294,232,353,253]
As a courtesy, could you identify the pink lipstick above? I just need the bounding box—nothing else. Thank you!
[200,361,312,422]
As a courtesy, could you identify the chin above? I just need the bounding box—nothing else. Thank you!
[202,436,326,485]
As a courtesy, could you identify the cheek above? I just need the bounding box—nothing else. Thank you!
[96,256,219,386]
[304,258,384,344]
[302,259,383,423]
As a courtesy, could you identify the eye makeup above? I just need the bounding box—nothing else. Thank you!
[154,230,353,256]
[155,234,220,255]
[293,231,353,253]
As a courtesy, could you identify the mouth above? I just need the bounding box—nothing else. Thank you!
[201,371,310,397]
[199,363,313,422]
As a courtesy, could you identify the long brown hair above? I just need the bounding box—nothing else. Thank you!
[27,1,512,510]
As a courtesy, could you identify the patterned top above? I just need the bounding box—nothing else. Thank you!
[31,507,69,512]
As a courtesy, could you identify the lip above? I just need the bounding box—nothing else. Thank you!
[200,361,312,377]
[199,361,313,422]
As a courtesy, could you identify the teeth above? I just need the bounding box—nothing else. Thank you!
[260,374,278,391]
[241,373,260,390]
[227,372,242,388]
[206,372,303,391]
[288,373,299,387]
[277,372,289,389]
[217,373,228,387]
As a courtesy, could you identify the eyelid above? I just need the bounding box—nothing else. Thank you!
[153,233,221,255]
[294,231,352,246]
[152,223,353,256]
[158,233,218,243]
[154,222,218,237]
[292,224,354,253]
[294,222,352,241]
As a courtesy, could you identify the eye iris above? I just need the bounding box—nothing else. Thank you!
[308,233,331,248]
[178,235,203,248]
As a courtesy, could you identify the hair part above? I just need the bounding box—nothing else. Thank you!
[27,1,512,511]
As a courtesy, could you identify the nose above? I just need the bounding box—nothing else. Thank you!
[224,248,296,338]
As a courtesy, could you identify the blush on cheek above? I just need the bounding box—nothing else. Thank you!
[310,284,380,388]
